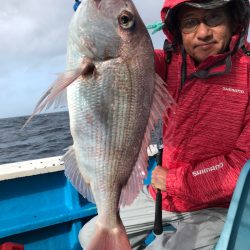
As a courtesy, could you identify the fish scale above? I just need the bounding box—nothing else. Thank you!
[69,64,140,187]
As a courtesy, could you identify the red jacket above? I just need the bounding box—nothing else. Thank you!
[149,0,250,212]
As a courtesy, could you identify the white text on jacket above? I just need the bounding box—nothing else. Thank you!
[192,162,224,177]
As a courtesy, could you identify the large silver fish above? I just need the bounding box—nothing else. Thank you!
[27,0,173,249]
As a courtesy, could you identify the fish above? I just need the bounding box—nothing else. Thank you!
[26,0,173,249]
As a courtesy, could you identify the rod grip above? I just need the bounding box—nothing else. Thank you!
[153,147,163,235]
[153,189,163,235]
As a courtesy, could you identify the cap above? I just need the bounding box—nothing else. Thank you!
[184,0,232,10]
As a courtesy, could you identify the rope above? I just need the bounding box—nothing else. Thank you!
[146,22,165,35]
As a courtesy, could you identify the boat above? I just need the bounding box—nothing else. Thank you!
[0,156,249,249]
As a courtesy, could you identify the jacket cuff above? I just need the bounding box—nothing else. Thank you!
[166,167,185,195]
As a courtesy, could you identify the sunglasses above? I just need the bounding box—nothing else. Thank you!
[179,11,227,34]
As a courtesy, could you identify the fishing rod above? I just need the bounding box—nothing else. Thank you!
[138,145,164,250]
[153,146,163,236]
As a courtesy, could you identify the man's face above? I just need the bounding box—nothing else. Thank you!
[178,6,234,64]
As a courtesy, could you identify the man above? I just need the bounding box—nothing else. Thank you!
[80,0,250,249]
[151,0,250,212]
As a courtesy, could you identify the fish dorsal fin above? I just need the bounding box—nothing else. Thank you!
[63,146,95,204]
[119,74,174,207]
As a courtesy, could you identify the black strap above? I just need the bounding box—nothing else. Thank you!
[164,39,173,64]
[163,39,173,81]
[181,47,187,88]
[241,45,250,56]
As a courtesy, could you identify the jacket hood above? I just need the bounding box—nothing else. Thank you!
[161,0,250,45]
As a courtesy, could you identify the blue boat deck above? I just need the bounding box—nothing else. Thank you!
[0,157,96,250]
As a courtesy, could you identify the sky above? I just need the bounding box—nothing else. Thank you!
[0,0,165,119]
[1,1,249,119]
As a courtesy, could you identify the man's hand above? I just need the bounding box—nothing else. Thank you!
[151,166,167,191]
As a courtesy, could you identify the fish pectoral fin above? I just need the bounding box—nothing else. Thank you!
[22,61,89,128]
[63,146,95,204]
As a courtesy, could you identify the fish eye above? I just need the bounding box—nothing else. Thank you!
[118,11,135,29]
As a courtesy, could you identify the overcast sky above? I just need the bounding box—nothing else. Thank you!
[0,1,249,119]
[0,0,165,118]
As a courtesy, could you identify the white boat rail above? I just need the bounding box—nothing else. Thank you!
[0,156,64,181]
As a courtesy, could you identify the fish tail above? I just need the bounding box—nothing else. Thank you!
[85,223,131,250]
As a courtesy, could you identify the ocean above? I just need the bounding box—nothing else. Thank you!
[0,110,162,165]
[0,111,73,165]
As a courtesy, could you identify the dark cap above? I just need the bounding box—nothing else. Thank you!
[184,0,232,9]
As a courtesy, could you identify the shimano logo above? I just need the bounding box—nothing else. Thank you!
[223,87,244,94]
[192,162,224,177]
